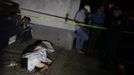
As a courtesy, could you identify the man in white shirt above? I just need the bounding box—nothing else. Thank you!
[74,5,91,54]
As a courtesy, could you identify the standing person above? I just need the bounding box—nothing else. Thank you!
[88,6,105,53]
[102,7,126,70]
[74,5,91,54]
[91,6,105,26]
[123,17,134,75]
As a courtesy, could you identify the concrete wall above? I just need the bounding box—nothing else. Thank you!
[31,23,75,50]
[12,0,81,50]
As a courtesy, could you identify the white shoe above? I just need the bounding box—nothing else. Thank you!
[78,50,85,54]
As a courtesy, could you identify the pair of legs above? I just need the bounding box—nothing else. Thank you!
[75,28,88,53]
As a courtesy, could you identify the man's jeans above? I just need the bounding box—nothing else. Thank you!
[75,28,88,53]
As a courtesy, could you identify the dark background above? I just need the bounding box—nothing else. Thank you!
[80,0,134,16]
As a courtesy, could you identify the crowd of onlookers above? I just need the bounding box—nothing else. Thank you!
[74,3,134,74]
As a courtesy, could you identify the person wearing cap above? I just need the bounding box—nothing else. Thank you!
[88,6,105,53]
[74,5,91,54]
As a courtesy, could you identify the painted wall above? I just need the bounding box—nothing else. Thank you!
[12,0,81,50]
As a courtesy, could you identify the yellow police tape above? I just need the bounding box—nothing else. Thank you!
[17,13,107,30]
[17,13,134,35]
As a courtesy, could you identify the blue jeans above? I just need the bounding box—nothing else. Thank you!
[75,28,88,53]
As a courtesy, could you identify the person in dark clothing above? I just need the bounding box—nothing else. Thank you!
[17,16,32,43]
[102,7,126,70]
[117,17,134,75]
[22,17,32,42]
[87,6,105,54]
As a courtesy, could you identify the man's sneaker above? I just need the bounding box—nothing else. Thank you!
[78,50,85,54]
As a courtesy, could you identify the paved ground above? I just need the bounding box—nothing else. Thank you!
[46,50,101,75]
[0,39,117,75]
[0,40,66,75]
[0,40,36,75]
